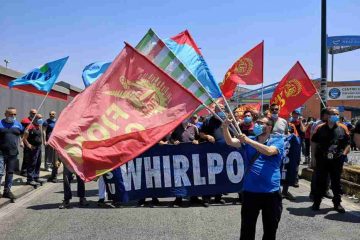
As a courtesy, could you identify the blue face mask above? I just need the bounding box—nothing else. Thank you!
[36,119,44,125]
[253,123,264,137]
[329,115,339,123]
[217,112,226,120]
[271,113,278,119]
[244,116,252,124]
[289,117,294,122]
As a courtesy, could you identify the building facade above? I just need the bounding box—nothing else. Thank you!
[0,65,82,119]
[234,79,360,120]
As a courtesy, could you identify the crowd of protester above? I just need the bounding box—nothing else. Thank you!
[1,105,360,239]
[0,108,60,200]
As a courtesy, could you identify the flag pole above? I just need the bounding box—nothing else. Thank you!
[204,104,239,135]
[261,82,264,113]
[220,93,242,135]
[29,91,50,126]
[316,90,326,109]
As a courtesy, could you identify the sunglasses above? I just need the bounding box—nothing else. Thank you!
[270,108,279,111]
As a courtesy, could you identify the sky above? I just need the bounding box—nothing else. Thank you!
[1,0,359,90]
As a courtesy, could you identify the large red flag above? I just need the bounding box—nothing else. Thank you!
[48,43,201,181]
[221,41,264,98]
[270,61,317,118]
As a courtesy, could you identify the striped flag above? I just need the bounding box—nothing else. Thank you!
[136,29,213,106]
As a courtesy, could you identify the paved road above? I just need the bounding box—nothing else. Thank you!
[0,178,360,240]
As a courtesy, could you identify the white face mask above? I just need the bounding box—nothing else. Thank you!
[6,116,16,123]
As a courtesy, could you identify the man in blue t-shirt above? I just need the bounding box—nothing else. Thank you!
[0,107,24,201]
[222,116,284,240]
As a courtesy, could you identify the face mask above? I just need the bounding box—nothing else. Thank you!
[271,113,278,119]
[244,116,252,124]
[217,112,226,120]
[36,119,44,125]
[6,116,15,123]
[253,123,264,137]
[289,117,294,123]
[329,115,339,123]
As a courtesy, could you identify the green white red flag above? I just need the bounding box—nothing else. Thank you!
[136,29,214,106]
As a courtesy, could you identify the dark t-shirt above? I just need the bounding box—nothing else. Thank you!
[43,118,56,140]
[312,123,350,160]
[240,122,254,137]
[27,124,43,146]
[354,120,360,134]
[293,121,305,138]
[200,116,224,142]
[0,119,24,155]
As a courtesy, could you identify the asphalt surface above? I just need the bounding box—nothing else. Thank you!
[0,178,360,240]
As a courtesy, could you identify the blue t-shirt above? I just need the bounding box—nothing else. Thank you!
[0,119,24,155]
[43,118,56,140]
[242,134,284,193]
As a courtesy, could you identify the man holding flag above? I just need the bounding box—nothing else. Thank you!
[222,116,284,240]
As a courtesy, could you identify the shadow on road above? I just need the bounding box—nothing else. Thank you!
[292,196,312,204]
[324,212,360,223]
[26,198,241,210]
[286,206,332,217]
[53,189,99,198]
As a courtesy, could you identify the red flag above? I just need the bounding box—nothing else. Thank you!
[221,41,264,98]
[234,103,261,117]
[270,61,317,118]
[48,43,201,181]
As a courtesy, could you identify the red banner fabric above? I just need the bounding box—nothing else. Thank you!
[270,61,317,118]
[234,103,261,117]
[48,44,201,181]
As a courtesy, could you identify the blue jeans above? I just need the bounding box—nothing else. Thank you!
[0,151,17,192]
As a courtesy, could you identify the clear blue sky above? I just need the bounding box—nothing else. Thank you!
[1,0,359,89]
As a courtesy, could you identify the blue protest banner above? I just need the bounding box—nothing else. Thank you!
[103,142,247,202]
[281,134,301,186]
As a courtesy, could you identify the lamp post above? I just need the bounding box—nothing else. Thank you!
[4,59,10,68]
[320,0,328,109]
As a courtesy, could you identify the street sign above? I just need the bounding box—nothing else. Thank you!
[327,86,360,100]
[327,36,360,54]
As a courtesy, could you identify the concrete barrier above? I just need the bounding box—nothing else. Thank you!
[301,166,360,198]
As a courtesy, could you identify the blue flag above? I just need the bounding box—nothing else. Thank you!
[165,30,223,98]
[82,61,111,88]
[8,57,69,92]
